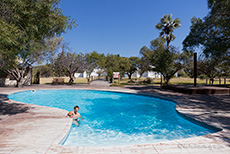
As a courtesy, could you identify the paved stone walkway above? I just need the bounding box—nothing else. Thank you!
[0,96,72,154]
[89,79,110,87]
[0,85,230,154]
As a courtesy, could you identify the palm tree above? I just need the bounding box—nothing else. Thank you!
[155,14,181,49]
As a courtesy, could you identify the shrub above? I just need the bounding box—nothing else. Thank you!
[143,78,152,84]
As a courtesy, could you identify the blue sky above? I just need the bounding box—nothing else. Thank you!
[60,0,208,57]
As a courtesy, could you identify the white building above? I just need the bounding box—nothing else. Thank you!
[74,69,177,79]
[74,68,107,78]
[74,72,87,78]
[124,71,161,78]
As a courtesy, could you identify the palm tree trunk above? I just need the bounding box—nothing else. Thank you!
[167,40,170,50]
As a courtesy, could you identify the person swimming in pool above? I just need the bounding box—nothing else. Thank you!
[67,106,83,126]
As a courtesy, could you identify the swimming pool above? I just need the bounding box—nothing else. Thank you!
[8,89,217,146]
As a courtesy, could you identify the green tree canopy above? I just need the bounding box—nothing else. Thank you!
[0,0,76,87]
[105,54,130,81]
[138,56,152,78]
[84,51,106,81]
[183,0,230,58]
[140,38,183,84]
[55,48,85,85]
[198,54,221,79]
[126,57,140,79]
[180,51,194,78]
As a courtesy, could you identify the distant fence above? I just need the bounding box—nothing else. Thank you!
[205,78,230,86]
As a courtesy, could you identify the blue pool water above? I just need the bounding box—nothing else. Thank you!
[8,90,216,146]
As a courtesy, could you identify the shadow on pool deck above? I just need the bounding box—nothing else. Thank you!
[126,86,230,110]
[0,94,30,117]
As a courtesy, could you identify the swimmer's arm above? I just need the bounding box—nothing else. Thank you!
[80,114,83,120]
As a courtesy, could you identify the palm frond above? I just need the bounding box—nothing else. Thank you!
[155,23,162,29]
[160,31,164,36]
[174,18,181,23]
[170,34,176,41]
[168,14,173,22]
[163,14,168,22]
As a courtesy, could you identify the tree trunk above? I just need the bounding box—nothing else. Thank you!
[88,78,90,84]
[16,78,24,88]
[6,67,31,88]
[210,78,214,85]
[68,73,75,85]
[166,78,170,85]
[164,75,170,85]
[139,72,143,78]
[35,72,40,84]
[68,78,74,85]
[167,41,170,50]
[128,74,132,79]
[88,74,91,84]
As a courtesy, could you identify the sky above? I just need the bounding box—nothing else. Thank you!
[60,0,209,57]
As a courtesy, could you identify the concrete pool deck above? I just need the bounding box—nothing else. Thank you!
[0,84,230,154]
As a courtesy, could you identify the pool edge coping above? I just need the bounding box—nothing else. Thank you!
[1,86,230,153]
[7,88,224,146]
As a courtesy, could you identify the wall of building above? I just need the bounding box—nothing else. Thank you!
[0,78,17,86]
[124,71,161,78]
[74,69,107,78]
[75,69,162,79]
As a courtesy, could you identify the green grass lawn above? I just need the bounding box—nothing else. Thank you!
[113,77,230,86]
[39,77,88,84]
[39,76,230,86]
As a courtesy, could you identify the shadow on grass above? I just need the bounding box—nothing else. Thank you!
[0,94,30,117]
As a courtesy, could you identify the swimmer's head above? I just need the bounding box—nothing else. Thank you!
[67,111,75,118]
[74,105,79,112]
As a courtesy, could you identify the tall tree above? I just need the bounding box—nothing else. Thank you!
[105,54,121,81]
[140,38,183,85]
[139,46,157,78]
[180,51,194,78]
[0,0,76,87]
[119,57,131,78]
[85,51,106,80]
[56,45,85,85]
[138,56,151,78]
[84,51,98,82]
[183,0,230,80]
[0,37,61,87]
[105,54,130,82]
[155,14,181,49]
[208,0,230,33]
[198,54,221,82]
[183,0,230,58]
[126,57,140,79]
